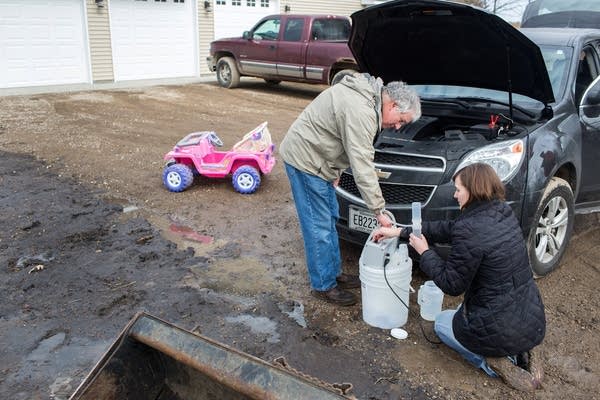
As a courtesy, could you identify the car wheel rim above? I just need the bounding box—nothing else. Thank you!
[534,196,569,264]
[220,65,231,84]
[237,173,254,189]
[167,172,182,187]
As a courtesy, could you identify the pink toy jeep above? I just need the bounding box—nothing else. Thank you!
[162,121,276,194]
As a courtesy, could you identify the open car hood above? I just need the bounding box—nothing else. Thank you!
[350,0,555,104]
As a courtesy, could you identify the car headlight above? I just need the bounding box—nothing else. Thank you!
[455,139,524,182]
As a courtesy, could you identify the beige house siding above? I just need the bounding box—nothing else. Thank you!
[86,0,114,82]
[198,2,215,76]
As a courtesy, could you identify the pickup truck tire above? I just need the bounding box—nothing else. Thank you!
[528,177,574,277]
[216,57,240,89]
[163,163,194,192]
[331,69,357,85]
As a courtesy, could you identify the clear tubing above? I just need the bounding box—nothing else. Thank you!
[411,201,422,237]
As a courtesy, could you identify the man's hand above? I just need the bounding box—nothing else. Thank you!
[376,212,393,228]
[372,226,401,242]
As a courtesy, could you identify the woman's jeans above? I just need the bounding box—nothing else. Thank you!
[434,309,498,377]
[284,163,341,291]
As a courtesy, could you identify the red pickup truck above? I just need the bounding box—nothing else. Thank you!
[207,14,359,88]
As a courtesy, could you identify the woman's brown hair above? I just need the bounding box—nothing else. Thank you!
[453,163,505,209]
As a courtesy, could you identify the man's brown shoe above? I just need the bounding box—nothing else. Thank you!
[487,357,539,392]
[336,273,361,289]
[312,287,357,306]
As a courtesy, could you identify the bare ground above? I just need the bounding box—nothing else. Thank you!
[0,79,599,400]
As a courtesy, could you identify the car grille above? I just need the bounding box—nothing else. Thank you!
[374,152,444,169]
[339,172,434,205]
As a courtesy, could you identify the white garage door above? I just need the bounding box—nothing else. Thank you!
[110,0,197,81]
[213,0,279,40]
[0,0,89,89]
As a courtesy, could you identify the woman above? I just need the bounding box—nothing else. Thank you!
[373,163,545,391]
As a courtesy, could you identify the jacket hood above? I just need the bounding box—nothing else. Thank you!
[340,73,384,129]
[349,0,555,104]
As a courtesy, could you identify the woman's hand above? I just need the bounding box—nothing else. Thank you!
[409,233,429,255]
[372,226,401,242]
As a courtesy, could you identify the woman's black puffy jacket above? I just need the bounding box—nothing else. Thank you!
[415,200,545,356]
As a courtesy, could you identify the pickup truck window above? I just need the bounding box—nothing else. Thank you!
[253,17,280,40]
[283,18,305,42]
[311,19,351,41]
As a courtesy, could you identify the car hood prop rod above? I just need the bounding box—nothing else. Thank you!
[506,44,514,122]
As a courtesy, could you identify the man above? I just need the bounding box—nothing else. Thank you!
[279,73,421,306]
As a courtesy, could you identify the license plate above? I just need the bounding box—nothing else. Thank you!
[348,206,378,233]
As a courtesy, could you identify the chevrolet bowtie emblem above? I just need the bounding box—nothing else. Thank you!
[375,168,391,179]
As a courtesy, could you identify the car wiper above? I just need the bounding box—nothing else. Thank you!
[455,96,536,118]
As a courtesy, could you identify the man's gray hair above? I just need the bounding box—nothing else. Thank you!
[383,81,422,122]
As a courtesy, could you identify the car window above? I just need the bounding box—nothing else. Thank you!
[253,18,281,41]
[283,18,304,42]
[311,19,350,41]
[575,45,600,104]
[539,45,573,100]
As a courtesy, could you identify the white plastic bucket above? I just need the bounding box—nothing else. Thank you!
[360,257,412,329]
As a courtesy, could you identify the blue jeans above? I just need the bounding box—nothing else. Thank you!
[284,163,341,291]
[434,309,498,377]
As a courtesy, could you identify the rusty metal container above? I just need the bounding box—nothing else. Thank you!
[69,312,354,400]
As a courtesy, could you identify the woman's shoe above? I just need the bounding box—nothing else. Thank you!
[528,347,545,388]
[487,356,539,392]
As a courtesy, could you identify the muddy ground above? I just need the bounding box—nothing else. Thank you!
[0,79,599,400]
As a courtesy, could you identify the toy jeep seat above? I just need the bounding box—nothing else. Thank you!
[233,121,272,152]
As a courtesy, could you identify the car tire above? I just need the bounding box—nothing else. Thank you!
[216,57,240,89]
[331,69,357,85]
[527,177,574,277]
[163,163,194,192]
[232,165,261,194]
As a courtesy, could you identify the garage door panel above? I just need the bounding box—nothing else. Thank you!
[0,0,89,88]
[110,0,197,81]
[213,1,279,40]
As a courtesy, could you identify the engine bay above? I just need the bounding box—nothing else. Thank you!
[375,114,530,161]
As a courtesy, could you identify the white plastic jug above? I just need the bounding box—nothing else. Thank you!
[417,281,444,321]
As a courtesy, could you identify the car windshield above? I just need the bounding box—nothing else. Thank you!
[414,44,573,109]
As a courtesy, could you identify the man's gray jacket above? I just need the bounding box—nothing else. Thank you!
[279,73,385,213]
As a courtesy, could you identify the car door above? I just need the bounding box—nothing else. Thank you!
[578,41,600,203]
[276,17,307,79]
[238,16,281,76]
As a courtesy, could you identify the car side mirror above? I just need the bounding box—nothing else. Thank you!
[581,76,600,106]
[242,31,251,40]
[580,76,600,126]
